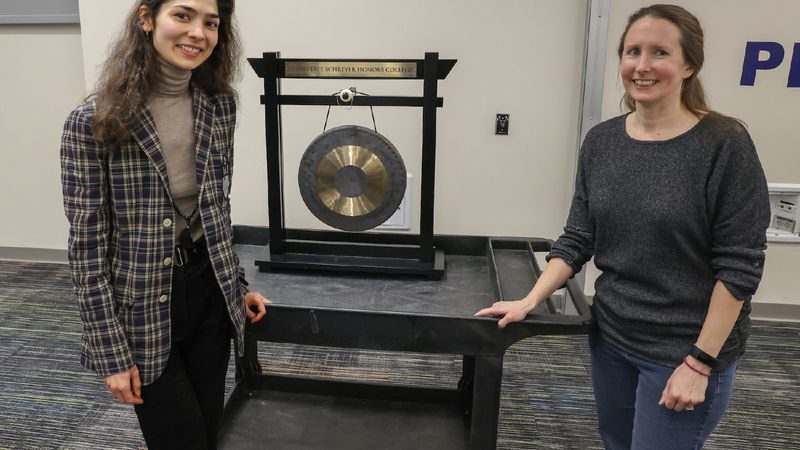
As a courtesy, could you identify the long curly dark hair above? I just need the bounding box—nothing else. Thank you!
[91,0,241,143]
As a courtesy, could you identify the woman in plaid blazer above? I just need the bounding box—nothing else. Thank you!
[60,1,267,447]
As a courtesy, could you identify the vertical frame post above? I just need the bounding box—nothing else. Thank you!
[263,52,285,254]
[419,52,439,262]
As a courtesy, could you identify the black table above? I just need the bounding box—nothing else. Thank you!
[220,237,591,450]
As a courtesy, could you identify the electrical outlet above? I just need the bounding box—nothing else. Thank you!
[778,200,796,213]
[766,184,800,242]
[773,216,796,233]
[495,114,509,135]
[378,174,412,230]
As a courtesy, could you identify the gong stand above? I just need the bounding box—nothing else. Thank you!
[248,52,456,279]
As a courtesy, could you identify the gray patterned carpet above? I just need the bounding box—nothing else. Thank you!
[0,260,798,449]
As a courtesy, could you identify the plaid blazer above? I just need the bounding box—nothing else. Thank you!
[61,89,248,385]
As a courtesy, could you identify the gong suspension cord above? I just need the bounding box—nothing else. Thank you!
[323,90,378,134]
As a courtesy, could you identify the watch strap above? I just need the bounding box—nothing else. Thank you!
[689,344,721,371]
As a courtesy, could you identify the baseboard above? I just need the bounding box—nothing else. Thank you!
[751,302,800,323]
[0,247,67,263]
[4,230,800,324]
[232,225,269,246]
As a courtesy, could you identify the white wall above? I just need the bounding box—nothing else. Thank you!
[0,24,85,249]
[3,0,798,306]
[78,0,589,238]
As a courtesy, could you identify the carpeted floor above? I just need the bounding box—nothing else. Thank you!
[0,260,798,449]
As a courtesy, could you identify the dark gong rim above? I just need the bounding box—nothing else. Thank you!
[298,125,407,231]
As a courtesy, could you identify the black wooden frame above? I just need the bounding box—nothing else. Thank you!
[247,52,456,279]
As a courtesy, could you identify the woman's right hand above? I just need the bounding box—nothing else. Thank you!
[103,366,143,404]
[475,299,534,329]
[475,257,575,329]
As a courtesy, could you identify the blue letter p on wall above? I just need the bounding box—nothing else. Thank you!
[741,41,800,87]
[789,43,800,87]
[740,41,784,86]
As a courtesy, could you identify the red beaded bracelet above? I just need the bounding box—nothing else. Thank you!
[684,357,711,377]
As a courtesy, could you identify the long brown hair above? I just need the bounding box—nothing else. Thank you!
[91,0,241,143]
[617,4,708,116]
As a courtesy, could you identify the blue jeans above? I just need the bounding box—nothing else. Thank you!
[589,332,737,450]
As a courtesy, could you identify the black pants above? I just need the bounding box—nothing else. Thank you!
[134,247,232,450]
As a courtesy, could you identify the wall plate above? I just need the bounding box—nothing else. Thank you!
[767,183,800,243]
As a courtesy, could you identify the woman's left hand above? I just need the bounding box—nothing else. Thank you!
[659,362,709,412]
[245,291,271,323]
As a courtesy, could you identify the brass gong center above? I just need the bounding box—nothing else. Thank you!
[335,165,369,197]
[314,145,389,217]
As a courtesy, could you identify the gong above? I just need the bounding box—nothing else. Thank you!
[298,125,407,232]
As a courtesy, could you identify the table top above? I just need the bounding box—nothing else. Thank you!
[236,240,590,357]
[237,243,585,320]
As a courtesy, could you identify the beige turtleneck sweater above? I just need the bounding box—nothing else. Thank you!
[148,58,203,245]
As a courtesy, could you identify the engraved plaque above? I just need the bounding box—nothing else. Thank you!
[285,61,417,78]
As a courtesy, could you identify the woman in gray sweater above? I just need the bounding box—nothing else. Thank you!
[476,5,769,449]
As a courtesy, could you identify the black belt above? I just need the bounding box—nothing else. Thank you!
[174,237,208,267]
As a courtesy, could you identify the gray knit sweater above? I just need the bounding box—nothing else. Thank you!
[548,113,770,368]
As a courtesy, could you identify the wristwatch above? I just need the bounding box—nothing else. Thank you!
[689,344,721,371]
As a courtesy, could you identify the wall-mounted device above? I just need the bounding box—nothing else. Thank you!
[767,183,800,243]
[495,114,509,135]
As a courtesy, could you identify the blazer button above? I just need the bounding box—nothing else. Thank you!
[158,295,168,303]
[164,257,173,266]
[163,218,173,228]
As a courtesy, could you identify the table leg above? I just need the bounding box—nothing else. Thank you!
[469,355,503,450]
[236,332,262,387]
[458,355,475,412]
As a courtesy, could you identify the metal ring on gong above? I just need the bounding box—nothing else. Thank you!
[298,125,407,231]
